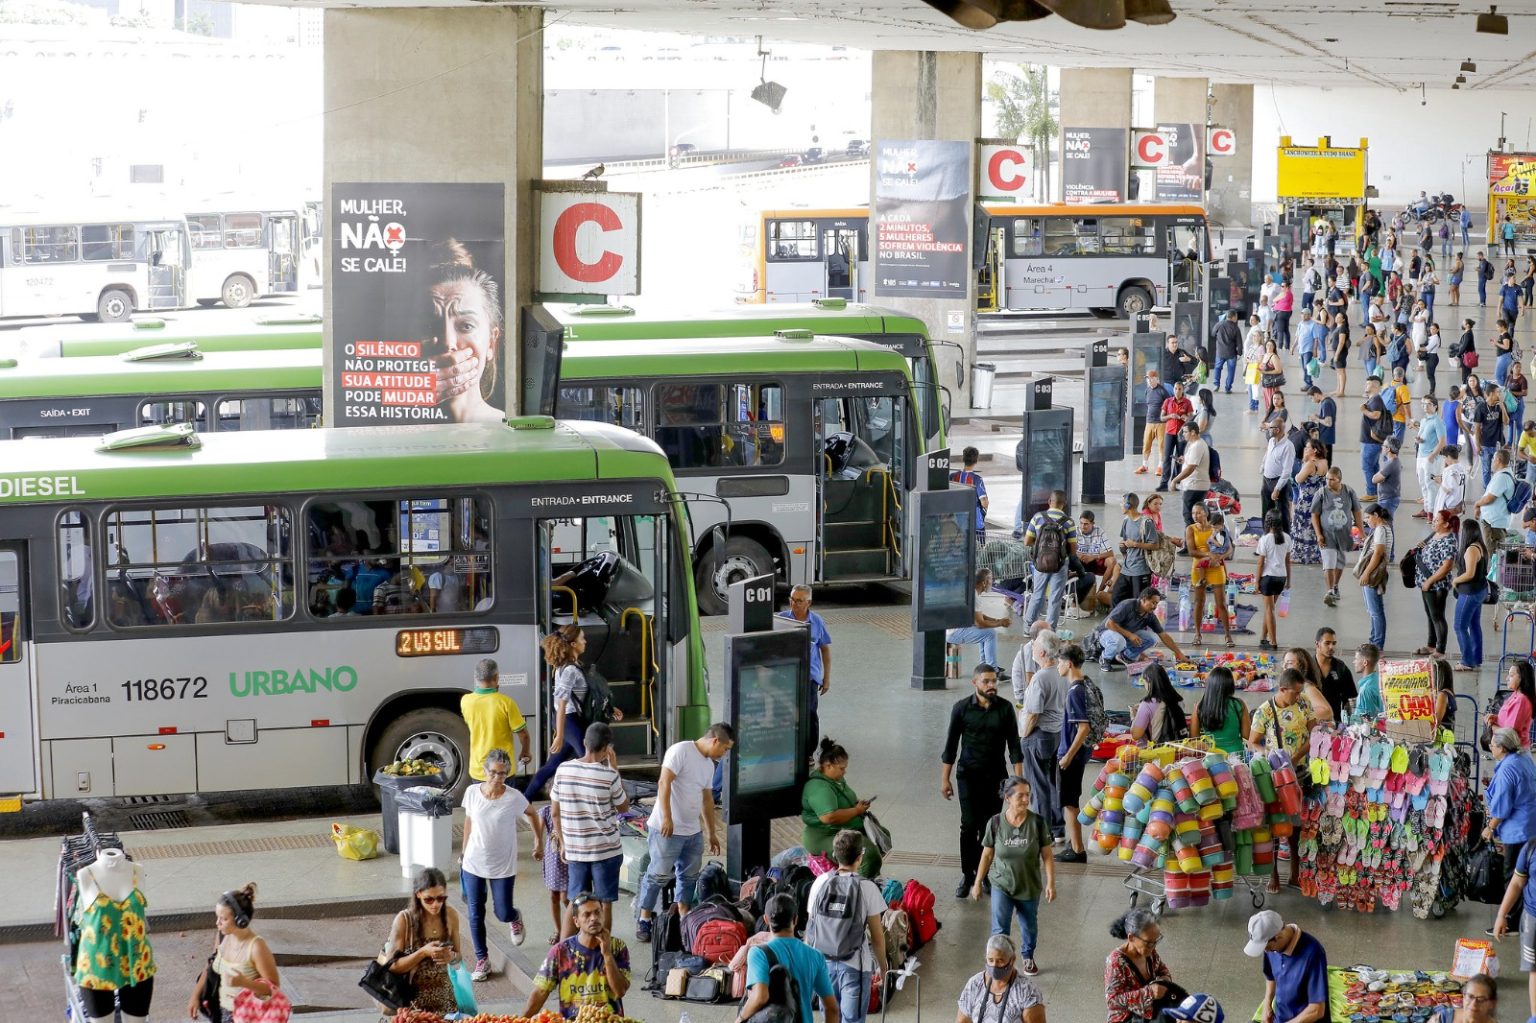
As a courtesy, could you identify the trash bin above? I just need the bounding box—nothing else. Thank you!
[373,768,445,856]
[970,361,997,410]
[397,785,455,878]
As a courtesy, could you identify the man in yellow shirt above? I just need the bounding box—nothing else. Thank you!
[1518,420,1536,486]
[461,658,531,782]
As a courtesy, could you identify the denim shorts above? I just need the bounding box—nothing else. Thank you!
[567,853,622,903]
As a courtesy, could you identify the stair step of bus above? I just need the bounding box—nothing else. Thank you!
[824,520,885,547]
[822,547,890,578]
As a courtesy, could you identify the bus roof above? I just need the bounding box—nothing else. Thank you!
[0,419,674,505]
[21,317,323,358]
[0,349,323,399]
[0,203,187,227]
[558,334,912,380]
[551,301,929,341]
[980,202,1208,218]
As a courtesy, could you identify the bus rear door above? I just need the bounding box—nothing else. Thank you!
[815,383,909,583]
[821,225,860,302]
[143,223,187,310]
[267,214,300,294]
[0,545,36,797]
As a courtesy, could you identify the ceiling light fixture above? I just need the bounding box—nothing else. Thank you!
[919,0,1172,29]
[1456,74,1466,83]
[1125,0,1176,24]
[749,35,786,113]
[1461,59,1476,72]
[1477,5,1508,34]
[1452,82,1460,89]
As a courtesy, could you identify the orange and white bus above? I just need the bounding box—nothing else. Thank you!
[745,203,1211,318]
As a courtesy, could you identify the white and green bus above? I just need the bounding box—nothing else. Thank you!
[0,418,707,805]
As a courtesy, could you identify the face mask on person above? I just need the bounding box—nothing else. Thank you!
[989,964,1013,981]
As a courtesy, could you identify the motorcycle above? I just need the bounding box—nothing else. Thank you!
[1402,192,1464,225]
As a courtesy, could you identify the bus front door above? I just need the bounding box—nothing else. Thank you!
[822,227,858,301]
[0,545,36,797]
[815,391,908,583]
[144,227,187,309]
[1166,224,1206,305]
[267,214,300,294]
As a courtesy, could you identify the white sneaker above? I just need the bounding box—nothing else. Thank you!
[471,957,489,982]
[510,914,526,946]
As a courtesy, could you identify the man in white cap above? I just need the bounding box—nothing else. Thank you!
[1245,909,1328,1023]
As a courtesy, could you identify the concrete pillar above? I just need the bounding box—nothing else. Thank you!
[1058,67,1133,134]
[871,50,982,416]
[1208,83,1255,228]
[322,6,543,417]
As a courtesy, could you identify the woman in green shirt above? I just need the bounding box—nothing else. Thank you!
[800,737,880,878]
[1189,666,1250,754]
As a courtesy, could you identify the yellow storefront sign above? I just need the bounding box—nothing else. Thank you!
[1276,136,1369,204]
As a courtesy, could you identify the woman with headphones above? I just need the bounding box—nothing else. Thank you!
[186,883,281,1021]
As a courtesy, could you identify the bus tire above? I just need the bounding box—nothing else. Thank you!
[97,288,133,322]
[222,275,256,309]
[1116,286,1153,318]
[369,706,471,799]
[695,535,774,616]
[196,299,219,308]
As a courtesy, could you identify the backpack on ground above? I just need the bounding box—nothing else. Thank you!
[692,917,748,964]
[647,898,689,991]
[780,865,816,935]
[901,879,940,950]
[741,945,803,1023]
[695,862,733,904]
[880,878,904,907]
[1033,513,1069,573]
[881,906,910,971]
[579,668,616,724]
[1076,678,1111,751]
[804,873,866,962]
[682,895,749,953]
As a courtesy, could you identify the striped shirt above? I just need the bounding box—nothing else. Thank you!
[549,758,627,861]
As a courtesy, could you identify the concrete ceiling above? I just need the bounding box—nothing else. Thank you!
[524,0,1536,90]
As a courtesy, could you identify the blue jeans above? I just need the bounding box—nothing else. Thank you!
[1482,447,1497,487]
[1215,357,1237,392]
[1362,585,1387,648]
[990,887,1040,957]
[524,711,585,799]
[1361,443,1382,494]
[826,960,872,1023]
[947,625,999,667]
[1365,356,1379,380]
[1480,278,1488,305]
[1455,591,1486,666]
[1498,354,1514,387]
[568,854,622,903]
[1392,419,1407,444]
[461,870,518,961]
[1026,566,1068,629]
[1513,401,1527,445]
[1378,497,1401,518]
[637,826,704,916]
[1423,289,1436,324]
[1100,627,1157,661]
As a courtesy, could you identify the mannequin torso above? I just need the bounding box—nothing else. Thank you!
[77,848,141,904]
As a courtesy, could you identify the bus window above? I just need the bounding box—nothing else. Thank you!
[223,213,263,249]
[654,382,784,469]
[1043,218,1099,256]
[1098,218,1157,255]
[0,551,19,663]
[140,400,209,431]
[57,510,93,631]
[766,220,818,261]
[21,226,78,263]
[81,224,135,262]
[187,215,222,251]
[554,386,645,430]
[1011,219,1043,257]
[215,396,324,431]
[305,496,492,618]
[103,504,293,627]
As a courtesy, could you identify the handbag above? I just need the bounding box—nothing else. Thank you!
[232,986,292,1023]
[1244,361,1262,386]
[1400,546,1421,589]
[359,950,416,1010]
[1467,841,1509,904]
[863,811,894,856]
[196,951,221,1022]
[1464,350,1481,369]
[1261,371,1286,389]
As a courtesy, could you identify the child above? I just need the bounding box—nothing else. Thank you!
[1206,510,1232,566]
[538,803,570,944]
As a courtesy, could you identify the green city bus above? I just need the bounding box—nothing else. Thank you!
[16,313,322,359]
[0,418,706,804]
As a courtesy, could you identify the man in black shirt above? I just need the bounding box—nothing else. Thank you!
[1212,309,1243,394]
[1161,334,1196,384]
[1314,627,1356,721]
[940,663,1022,897]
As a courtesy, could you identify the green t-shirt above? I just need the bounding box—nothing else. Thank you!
[801,772,862,850]
[983,810,1052,899]
[1204,696,1247,754]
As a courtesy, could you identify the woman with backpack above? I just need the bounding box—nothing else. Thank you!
[525,625,621,800]
[801,737,882,879]
[970,777,1055,978]
[1129,664,1188,745]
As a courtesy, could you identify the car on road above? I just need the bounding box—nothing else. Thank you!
[803,147,825,163]
[669,142,698,163]
[846,139,869,157]
[777,153,803,168]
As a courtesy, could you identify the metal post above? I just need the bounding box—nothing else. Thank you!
[911,449,951,691]
[1083,340,1108,505]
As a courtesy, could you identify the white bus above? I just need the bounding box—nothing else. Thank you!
[185,206,305,308]
[748,202,1211,318]
[0,206,191,322]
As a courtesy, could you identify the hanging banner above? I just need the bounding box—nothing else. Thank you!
[1208,126,1237,157]
[1276,136,1369,204]
[978,142,1033,201]
[1488,152,1536,196]
[873,140,971,298]
[1154,122,1204,202]
[331,182,507,426]
[1061,127,1128,205]
[1131,129,1169,169]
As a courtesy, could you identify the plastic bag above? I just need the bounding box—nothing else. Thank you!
[449,960,479,1015]
[332,822,381,861]
[397,786,454,818]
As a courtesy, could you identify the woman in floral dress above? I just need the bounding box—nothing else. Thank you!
[1290,438,1329,564]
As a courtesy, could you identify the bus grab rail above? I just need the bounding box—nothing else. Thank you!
[552,585,578,621]
[620,607,660,737]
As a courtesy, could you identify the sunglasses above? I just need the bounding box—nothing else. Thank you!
[419,895,447,905]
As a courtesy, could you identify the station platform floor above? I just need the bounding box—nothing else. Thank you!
[4,293,1527,1021]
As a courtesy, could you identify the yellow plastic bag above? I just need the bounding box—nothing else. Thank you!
[332,822,381,861]
[1243,361,1262,386]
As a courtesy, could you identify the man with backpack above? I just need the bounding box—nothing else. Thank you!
[1475,446,1521,550]
[737,893,839,1023]
[1478,250,1493,307]
[804,831,887,1023]
[941,663,1023,899]
[1022,490,1078,630]
[950,446,990,543]
[550,722,631,931]
[1475,385,1509,486]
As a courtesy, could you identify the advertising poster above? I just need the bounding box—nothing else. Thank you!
[1488,153,1536,196]
[1155,122,1204,202]
[331,183,506,426]
[1276,141,1368,203]
[873,140,971,298]
[1381,658,1436,741]
[1062,127,1128,204]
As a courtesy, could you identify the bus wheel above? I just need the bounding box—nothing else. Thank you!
[222,275,256,308]
[695,536,774,616]
[369,707,470,799]
[196,299,219,308]
[1117,286,1153,318]
[97,288,133,322]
